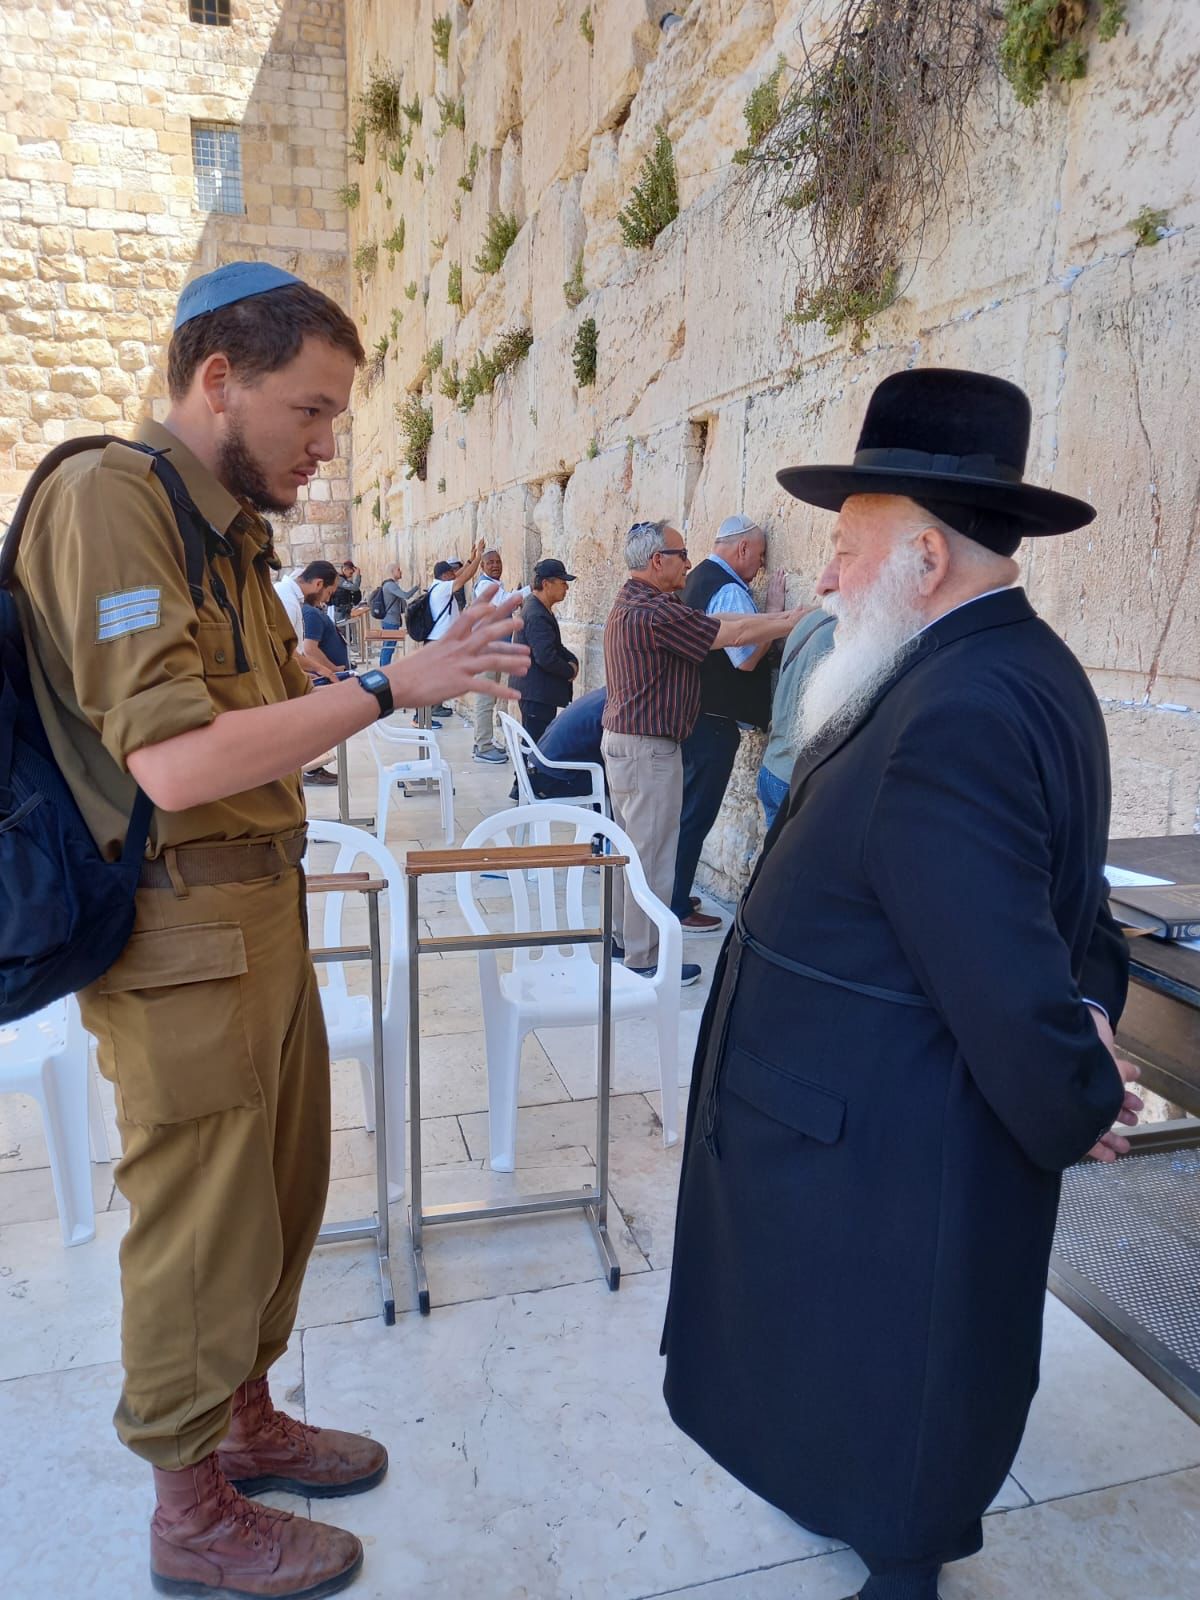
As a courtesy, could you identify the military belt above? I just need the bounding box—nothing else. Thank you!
[139,831,307,890]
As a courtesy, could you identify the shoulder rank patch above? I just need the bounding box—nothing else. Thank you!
[96,587,162,642]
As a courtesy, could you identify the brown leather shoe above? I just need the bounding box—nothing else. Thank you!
[680,910,724,934]
[218,1377,388,1500]
[150,1455,362,1598]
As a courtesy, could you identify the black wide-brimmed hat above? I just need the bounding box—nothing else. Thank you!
[777,368,1095,541]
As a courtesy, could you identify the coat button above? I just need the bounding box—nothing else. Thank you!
[214,648,227,663]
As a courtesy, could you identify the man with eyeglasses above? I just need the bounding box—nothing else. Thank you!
[601,520,807,983]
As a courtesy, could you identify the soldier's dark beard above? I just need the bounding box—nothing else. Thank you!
[217,418,293,513]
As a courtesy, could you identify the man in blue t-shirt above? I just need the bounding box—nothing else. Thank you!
[528,686,607,797]
[301,598,353,684]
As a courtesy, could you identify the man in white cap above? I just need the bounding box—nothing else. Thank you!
[671,514,787,931]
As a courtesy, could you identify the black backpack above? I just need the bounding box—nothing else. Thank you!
[368,584,388,621]
[0,436,246,1022]
[403,587,440,643]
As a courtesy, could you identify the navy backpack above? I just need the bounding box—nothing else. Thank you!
[0,437,241,1022]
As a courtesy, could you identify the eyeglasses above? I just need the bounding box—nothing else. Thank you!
[655,546,688,560]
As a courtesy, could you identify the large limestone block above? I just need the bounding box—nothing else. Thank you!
[458,0,523,153]
[1104,704,1200,837]
[530,174,586,334]
[521,10,591,205]
[590,0,660,136]
[684,399,748,543]
[1022,244,1199,698]
[578,128,623,278]
[1056,1,1200,263]
[588,222,686,430]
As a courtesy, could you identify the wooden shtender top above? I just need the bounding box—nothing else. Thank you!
[406,844,629,877]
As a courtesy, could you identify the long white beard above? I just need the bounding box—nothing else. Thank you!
[797,542,929,748]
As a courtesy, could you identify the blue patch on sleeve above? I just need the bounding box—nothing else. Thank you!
[96,587,162,641]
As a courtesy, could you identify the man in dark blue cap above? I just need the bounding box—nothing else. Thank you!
[662,368,1142,1600]
[507,557,580,748]
[9,260,529,1599]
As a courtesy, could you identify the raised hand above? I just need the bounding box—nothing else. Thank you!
[382,592,529,707]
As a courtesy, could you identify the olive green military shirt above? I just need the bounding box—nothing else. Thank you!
[13,420,310,860]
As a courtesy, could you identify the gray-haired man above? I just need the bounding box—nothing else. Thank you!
[601,520,804,981]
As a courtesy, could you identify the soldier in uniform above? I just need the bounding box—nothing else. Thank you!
[11,261,529,1598]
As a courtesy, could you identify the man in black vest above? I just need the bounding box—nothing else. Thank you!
[670,516,785,931]
[662,369,1142,1600]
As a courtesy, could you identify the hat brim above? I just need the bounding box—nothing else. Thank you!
[776,465,1095,536]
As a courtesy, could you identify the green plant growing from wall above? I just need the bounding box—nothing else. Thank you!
[452,196,463,222]
[734,1,992,350]
[458,142,481,192]
[374,176,383,194]
[414,159,425,183]
[387,133,409,175]
[338,182,361,209]
[580,7,594,46]
[383,221,406,264]
[381,518,391,536]
[586,436,599,460]
[438,363,460,402]
[402,95,422,126]
[390,308,404,338]
[733,56,786,164]
[349,118,367,165]
[361,64,404,141]
[473,211,520,275]
[432,14,452,62]
[436,93,466,135]
[617,123,679,248]
[425,338,444,371]
[397,393,434,480]
[458,327,533,411]
[353,240,378,279]
[999,0,1126,106]
[436,477,447,494]
[404,279,418,300]
[563,251,586,308]
[372,498,381,522]
[373,334,389,360]
[432,233,446,252]
[1130,205,1169,247]
[572,317,597,387]
[447,262,463,306]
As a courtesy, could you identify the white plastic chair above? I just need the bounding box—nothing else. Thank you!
[304,821,409,1201]
[0,996,96,1245]
[456,803,682,1171]
[368,721,454,846]
[498,711,607,815]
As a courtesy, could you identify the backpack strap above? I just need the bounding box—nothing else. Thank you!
[0,436,121,587]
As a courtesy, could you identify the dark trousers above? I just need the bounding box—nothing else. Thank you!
[670,714,741,917]
[519,698,557,751]
[861,1568,940,1599]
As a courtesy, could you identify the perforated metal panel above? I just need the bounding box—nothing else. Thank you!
[1055,1148,1200,1373]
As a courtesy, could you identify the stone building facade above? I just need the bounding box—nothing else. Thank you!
[0,0,353,567]
[343,0,1199,897]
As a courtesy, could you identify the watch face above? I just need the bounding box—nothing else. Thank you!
[361,670,387,691]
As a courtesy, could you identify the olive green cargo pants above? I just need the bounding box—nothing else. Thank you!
[80,862,330,1469]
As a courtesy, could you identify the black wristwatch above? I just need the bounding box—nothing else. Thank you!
[356,669,394,720]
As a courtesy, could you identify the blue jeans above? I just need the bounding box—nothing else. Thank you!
[379,639,398,666]
[756,765,789,832]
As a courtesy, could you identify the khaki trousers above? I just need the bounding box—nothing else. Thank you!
[473,670,500,750]
[600,730,683,970]
[79,863,330,1470]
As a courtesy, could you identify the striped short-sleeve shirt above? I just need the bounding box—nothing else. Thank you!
[602,578,720,742]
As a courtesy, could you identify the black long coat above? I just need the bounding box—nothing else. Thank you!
[661,589,1128,1573]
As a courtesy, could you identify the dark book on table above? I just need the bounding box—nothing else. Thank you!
[1108,884,1200,941]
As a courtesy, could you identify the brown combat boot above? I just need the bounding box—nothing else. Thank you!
[217,1376,388,1499]
[150,1455,362,1598]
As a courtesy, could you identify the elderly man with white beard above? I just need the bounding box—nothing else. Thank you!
[661,369,1142,1600]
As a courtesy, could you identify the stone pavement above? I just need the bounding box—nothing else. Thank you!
[1,707,1198,1599]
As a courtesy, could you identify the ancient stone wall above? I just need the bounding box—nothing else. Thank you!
[352,1,1195,893]
[0,0,353,568]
